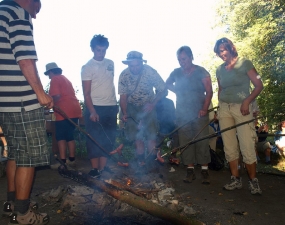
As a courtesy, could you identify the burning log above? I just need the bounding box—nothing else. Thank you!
[105,179,160,200]
[106,179,150,199]
[96,179,204,225]
[58,168,204,225]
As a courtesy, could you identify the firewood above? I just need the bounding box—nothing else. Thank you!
[95,178,204,225]
[58,168,204,225]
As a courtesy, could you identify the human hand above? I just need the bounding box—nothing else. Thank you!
[37,93,53,109]
[198,109,207,118]
[90,112,99,122]
[121,114,128,122]
[240,100,250,116]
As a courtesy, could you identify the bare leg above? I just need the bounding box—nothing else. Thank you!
[90,158,99,169]
[6,160,16,192]
[98,157,107,170]
[67,140,76,158]
[57,140,67,160]
[265,148,271,158]
[15,167,35,200]
[229,159,239,177]
[245,162,257,180]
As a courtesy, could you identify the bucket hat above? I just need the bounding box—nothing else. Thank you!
[44,62,61,75]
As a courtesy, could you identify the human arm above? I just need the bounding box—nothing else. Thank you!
[82,80,99,122]
[18,59,53,108]
[257,124,268,133]
[120,94,128,122]
[143,69,166,112]
[240,68,263,116]
[143,88,167,113]
[165,76,176,93]
[217,79,222,100]
[49,78,61,103]
[199,76,213,117]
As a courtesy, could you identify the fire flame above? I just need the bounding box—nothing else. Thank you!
[127,179,132,186]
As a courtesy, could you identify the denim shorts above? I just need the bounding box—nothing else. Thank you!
[0,107,50,167]
[55,118,78,142]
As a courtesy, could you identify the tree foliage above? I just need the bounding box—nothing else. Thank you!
[214,0,285,127]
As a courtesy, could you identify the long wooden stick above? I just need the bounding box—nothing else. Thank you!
[52,106,128,166]
[171,116,263,155]
[156,107,218,147]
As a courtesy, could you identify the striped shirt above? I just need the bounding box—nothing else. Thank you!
[0,0,40,112]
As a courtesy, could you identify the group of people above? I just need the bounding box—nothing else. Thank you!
[0,0,271,224]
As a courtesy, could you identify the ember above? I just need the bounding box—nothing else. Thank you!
[126,179,132,186]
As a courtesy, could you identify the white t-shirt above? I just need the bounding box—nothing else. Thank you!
[81,58,117,106]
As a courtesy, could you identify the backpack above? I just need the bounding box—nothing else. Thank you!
[208,147,224,171]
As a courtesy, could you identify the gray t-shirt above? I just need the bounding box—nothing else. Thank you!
[169,65,209,123]
[216,57,254,104]
[81,58,117,106]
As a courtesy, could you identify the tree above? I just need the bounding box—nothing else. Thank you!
[213,0,285,128]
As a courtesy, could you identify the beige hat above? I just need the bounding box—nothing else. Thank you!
[44,62,61,75]
[122,51,147,65]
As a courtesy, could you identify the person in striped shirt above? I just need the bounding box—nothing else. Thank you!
[0,0,52,224]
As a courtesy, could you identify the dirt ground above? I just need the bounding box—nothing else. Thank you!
[1,155,285,225]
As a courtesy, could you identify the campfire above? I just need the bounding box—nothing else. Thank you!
[39,159,203,225]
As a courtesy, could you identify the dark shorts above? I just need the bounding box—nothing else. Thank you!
[55,118,78,142]
[84,105,117,159]
[0,107,50,167]
[256,141,272,152]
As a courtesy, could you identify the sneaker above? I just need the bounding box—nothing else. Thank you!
[9,209,49,225]
[88,169,101,178]
[248,178,262,195]
[183,168,196,183]
[223,176,242,190]
[265,161,271,165]
[66,160,76,169]
[201,169,210,184]
[3,201,38,217]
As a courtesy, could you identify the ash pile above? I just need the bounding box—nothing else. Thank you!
[38,164,197,225]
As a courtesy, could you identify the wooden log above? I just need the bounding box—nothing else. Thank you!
[105,179,159,200]
[105,179,147,198]
[58,168,204,225]
[93,178,204,225]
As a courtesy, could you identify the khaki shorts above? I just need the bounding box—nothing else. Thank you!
[0,107,50,167]
[218,102,256,164]
[124,103,158,142]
